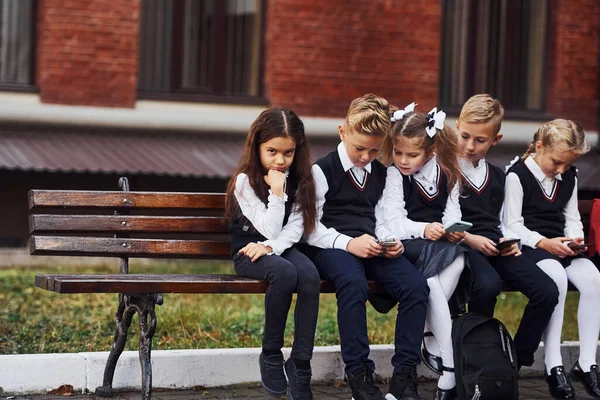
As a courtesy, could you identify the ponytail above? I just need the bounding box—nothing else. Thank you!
[434,125,462,192]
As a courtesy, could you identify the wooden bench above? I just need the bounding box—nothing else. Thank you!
[29,177,596,400]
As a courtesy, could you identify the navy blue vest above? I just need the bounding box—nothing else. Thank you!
[507,160,576,239]
[402,164,449,223]
[228,177,296,256]
[459,162,505,242]
[316,150,386,237]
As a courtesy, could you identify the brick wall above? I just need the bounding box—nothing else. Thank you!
[37,0,139,108]
[546,0,599,131]
[264,0,442,119]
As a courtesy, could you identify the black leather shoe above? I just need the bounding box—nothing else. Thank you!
[420,332,443,375]
[570,362,600,398]
[386,366,420,400]
[545,366,575,400]
[433,387,457,400]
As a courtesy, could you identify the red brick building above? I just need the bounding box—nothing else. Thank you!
[0,0,598,245]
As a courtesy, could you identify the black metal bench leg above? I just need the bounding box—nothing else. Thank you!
[96,294,137,397]
[138,294,163,400]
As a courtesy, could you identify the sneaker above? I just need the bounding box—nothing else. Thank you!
[348,367,385,400]
[284,358,313,400]
[386,367,420,400]
[259,351,287,397]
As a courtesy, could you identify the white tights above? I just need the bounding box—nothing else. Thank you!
[426,254,465,389]
[537,257,600,373]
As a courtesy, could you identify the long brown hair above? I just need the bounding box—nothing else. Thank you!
[381,110,462,191]
[225,108,316,234]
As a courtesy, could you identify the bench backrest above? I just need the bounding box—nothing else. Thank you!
[29,189,231,261]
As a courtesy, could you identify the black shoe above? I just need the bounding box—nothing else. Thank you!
[285,358,313,400]
[420,332,442,375]
[433,387,457,400]
[348,367,385,400]
[259,352,287,398]
[386,367,420,400]
[545,366,575,400]
[570,362,600,398]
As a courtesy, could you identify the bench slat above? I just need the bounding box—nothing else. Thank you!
[29,190,225,210]
[35,273,518,294]
[30,215,228,234]
[29,236,230,258]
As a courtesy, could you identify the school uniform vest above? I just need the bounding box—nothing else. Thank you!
[316,150,386,237]
[402,165,449,223]
[459,163,505,242]
[508,161,576,239]
[228,180,296,256]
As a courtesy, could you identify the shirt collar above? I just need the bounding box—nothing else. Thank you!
[458,156,486,172]
[337,142,372,173]
[525,154,562,181]
[416,154,438,181]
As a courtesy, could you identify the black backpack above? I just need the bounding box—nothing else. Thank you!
[452,313,519,400]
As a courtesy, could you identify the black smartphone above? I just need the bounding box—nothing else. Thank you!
[496,238,520,251]
[569,242,595,251]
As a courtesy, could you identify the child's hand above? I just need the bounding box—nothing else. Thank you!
[464,233,500,256]
[424,223,445,241]
[569,237,589,255]
[447,231,465,244]
[264,169,287,198]
[382,239,403,259]
[238,242,273,262]
[347,234,382,258]
[537,237,575,258]
[498,238,521,257]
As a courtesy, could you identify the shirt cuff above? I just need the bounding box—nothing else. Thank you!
[408,222,428,239]
[268,190,288,203]
[257,241,275,256]
[564,228,584,240]
[528,233,546,249]
[333,234,353,251]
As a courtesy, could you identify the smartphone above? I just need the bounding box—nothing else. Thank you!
[569,242,595,251]
[496,238,520,250]
[443,221,473,233]
[376,239,398,248]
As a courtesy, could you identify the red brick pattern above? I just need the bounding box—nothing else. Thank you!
[546,0,599,130]
[37,0,139,108]
[264,0,442,119]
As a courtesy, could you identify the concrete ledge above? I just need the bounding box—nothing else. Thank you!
[1,342,598,395]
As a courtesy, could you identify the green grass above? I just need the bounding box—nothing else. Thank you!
[0,262,582,354]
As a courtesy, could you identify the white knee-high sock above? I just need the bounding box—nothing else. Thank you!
[536,259,569,373]
[426,256,464,390]
[566,258,600,372]
[423,255,464,358]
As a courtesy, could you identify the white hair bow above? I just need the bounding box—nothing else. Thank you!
[391,102,417,122]
[425,107,446,138]
[505,155,520,172]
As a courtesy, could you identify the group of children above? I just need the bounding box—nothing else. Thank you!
[224,94,600,400]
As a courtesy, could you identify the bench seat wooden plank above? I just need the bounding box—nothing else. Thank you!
[29,236,231,258]
[30,215,228,234]
[29,190,225,209]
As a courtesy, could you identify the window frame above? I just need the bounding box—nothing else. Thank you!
[137,0,267,105]
[0,0,38,93]
[438,0,552,117]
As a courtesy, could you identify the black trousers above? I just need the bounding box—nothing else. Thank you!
[234,247,321,361]
[466,249,560,366]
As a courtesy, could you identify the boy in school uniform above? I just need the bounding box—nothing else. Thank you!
[304,94,429,400]
[455,94,559,370]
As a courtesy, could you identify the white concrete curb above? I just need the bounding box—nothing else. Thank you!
[0,343,597,395]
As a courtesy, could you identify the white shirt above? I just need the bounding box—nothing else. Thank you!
[375,156,462,240]
[502,155,583,248]
[234,173,304,255]
[306,142,372,251]
[458,157,506,235]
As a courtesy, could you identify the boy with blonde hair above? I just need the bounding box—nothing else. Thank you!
[305,94,428,400]
[456,94,559,371]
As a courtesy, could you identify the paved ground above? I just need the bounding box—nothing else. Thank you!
[4,377,599,400]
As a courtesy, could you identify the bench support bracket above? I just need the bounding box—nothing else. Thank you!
[95,293,164,400]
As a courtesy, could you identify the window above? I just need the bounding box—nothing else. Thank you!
[138,0,265,103]
[440,0,548,114]
[0,0,36,91]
